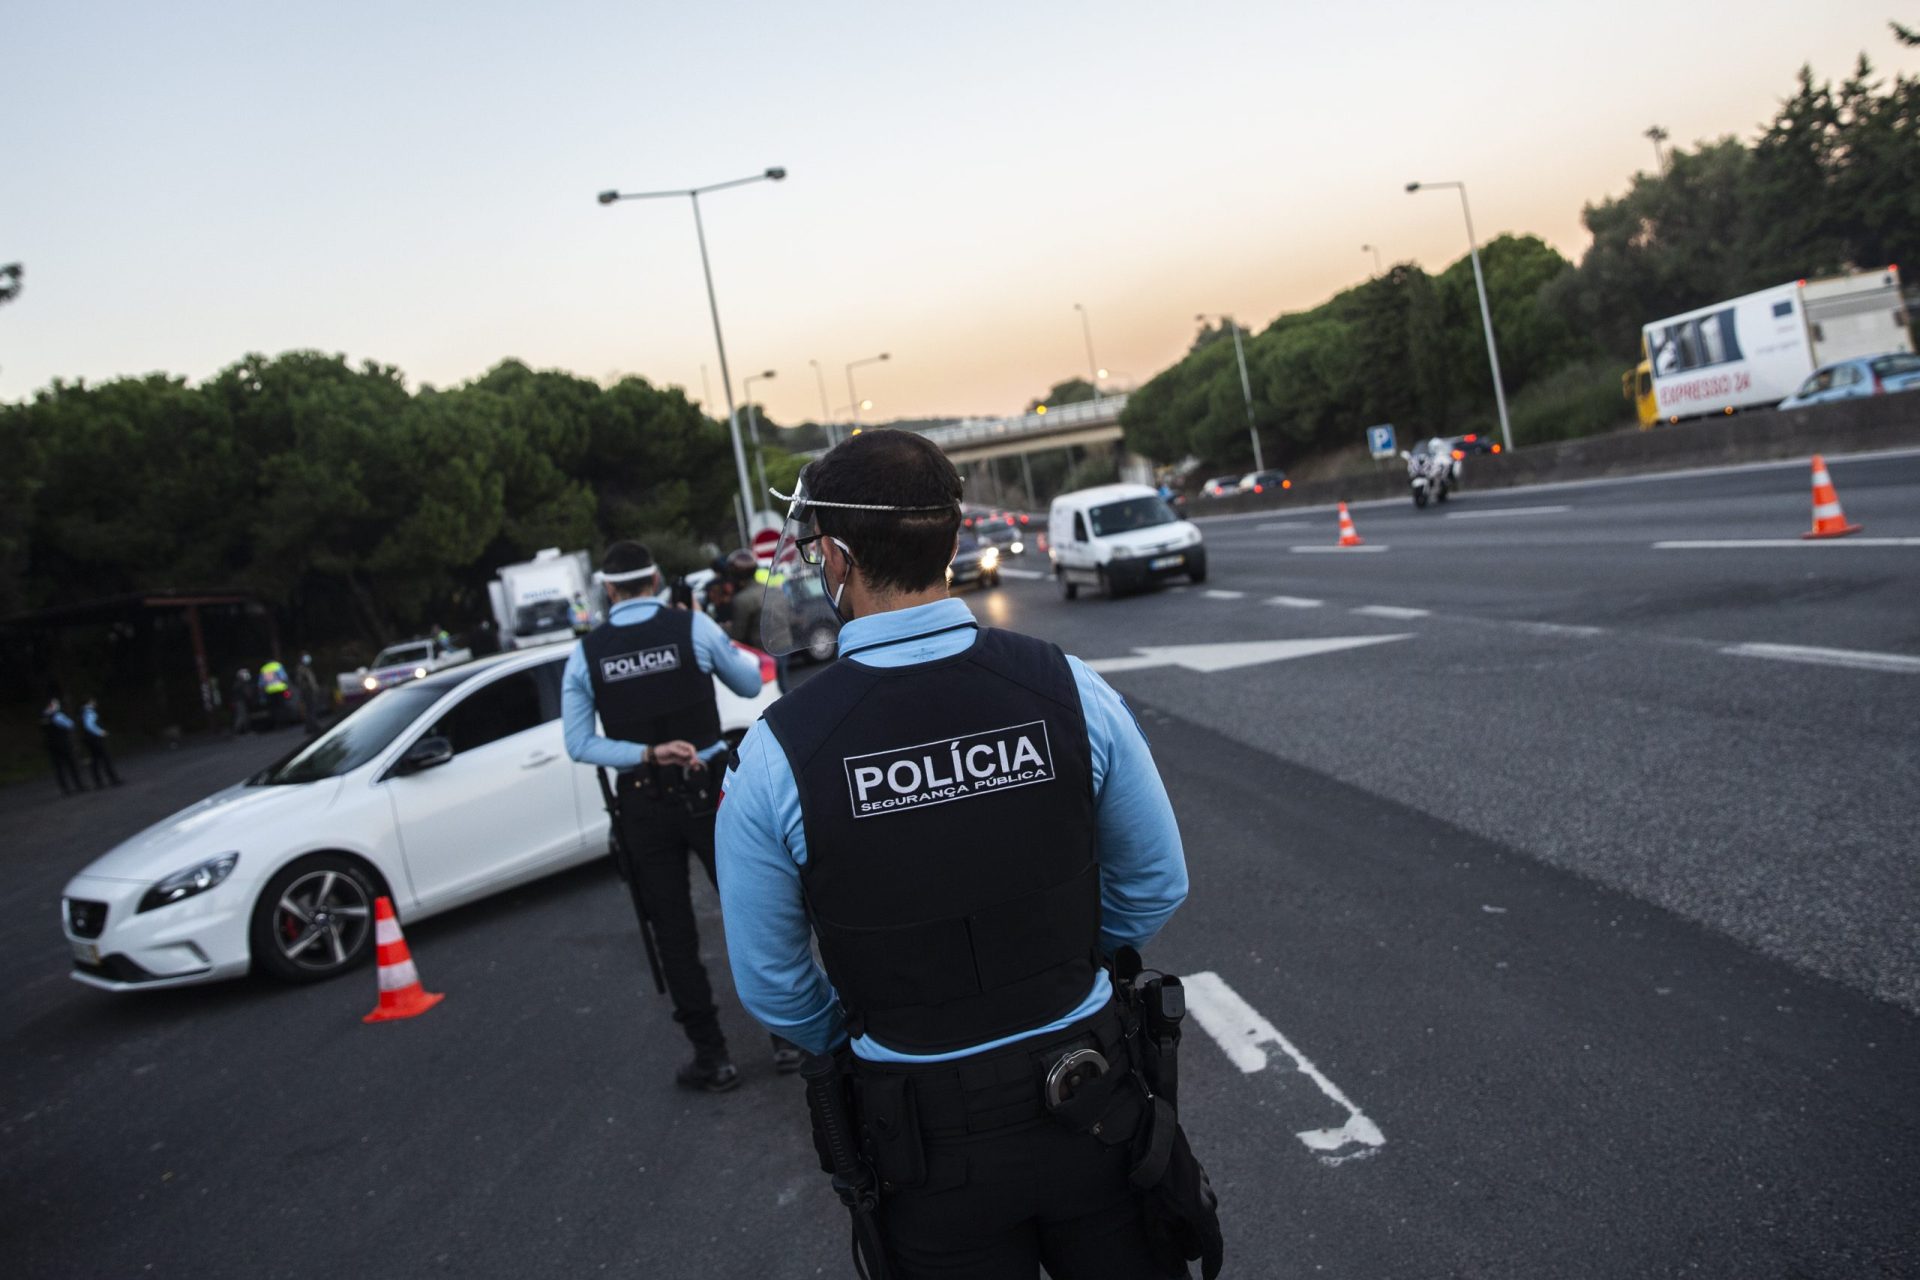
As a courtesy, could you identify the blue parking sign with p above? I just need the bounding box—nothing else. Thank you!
[1367,424,1396,458]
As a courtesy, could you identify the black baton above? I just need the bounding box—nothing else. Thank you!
[598,767,666,995]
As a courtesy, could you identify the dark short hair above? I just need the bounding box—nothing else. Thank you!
[601,540,657,595]
[807,431,962,594]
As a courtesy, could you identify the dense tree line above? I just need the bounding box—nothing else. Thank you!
[0,355,806,646]
[1123,46,1920,471]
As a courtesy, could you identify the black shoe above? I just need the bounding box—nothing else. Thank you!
[771,1043,804,1074]
[675,1056,740,1093]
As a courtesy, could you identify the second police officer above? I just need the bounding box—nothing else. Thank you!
[718,431,1222,1278]
[561,539,802,1091]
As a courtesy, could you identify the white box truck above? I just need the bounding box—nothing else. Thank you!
[491,548,594,650]
[1641,267,1911,422]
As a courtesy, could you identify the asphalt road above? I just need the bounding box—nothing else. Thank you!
[3,452,1917,1278]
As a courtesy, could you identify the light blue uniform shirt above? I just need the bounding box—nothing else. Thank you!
[716,597,1190,1062]
[561,598,763,769]
[81,707,105,737]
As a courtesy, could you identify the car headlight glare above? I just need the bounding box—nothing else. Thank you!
[138,852,240,913]
[363,676,379,691]
[413,666,427,678]
[980,547,1000,568]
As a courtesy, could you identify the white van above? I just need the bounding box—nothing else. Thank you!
[1047,483,1207,599]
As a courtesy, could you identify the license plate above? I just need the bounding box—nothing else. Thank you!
[72,941,100,967]
[1150,555,1184,570]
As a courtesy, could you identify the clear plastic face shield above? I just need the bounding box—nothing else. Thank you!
[758,469,959,659]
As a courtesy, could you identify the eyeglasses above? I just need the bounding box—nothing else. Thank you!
[795,534,827,566]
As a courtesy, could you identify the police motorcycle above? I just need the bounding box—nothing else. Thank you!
[761,472,1224,1280]
[1402,438,1458,509]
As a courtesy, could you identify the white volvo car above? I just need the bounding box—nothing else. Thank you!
[61,642,779,991]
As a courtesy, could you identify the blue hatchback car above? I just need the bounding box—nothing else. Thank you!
[1778,352,1920,408]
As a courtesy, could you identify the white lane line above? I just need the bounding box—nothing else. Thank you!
[1265,596,1324,608]
[1721,642,1920,674]
[1352,605,1430,619]
[1291,545,1388,554]
[1255,521,1310,531]
[1444,504,1571,520]
[1202,589,1246,600]
[1512,621,1605,638]
[1184,972,1385,1165]
[997,567,1046,579]
[1655,538,1920,549]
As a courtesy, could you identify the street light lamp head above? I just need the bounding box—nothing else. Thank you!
[597,190,620,205]
[860,398,873,410]
[878,352,891,362]
[765,167,788,181]
[1405,182,1421,193]
[759,369,777,379]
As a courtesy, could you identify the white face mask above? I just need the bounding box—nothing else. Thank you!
[819,536,855,620]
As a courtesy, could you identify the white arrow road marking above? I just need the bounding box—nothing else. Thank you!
[1264,596,1323,608]
[1721,642,1920,674]
[1202,589,1246,600]
[1184,972,1385,1165]
[1291,545,1388,554]
[1445,504,1571,519]
[1655,538,1920,549]
[1352,605,1430,619]
[1083,634,1413,675]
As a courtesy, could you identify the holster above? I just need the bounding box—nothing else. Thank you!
[802,1049,892,1280]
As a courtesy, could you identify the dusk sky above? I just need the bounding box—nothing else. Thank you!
[5,2,1913,424]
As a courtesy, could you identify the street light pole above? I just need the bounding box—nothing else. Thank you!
[1407,180,1513,453]
[846,352,890,433]
[1197,313,1264,472]
[598,167,787,544]
[742,369,777,510]
[1073,303,1105,399]
[1362,244,1383,276]
[809,359,836,447]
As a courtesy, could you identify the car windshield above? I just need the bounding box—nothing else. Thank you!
[1088,496,1177,537]
[1870,354,1920,376]
[515,600,571,633]
[251,684,442,784]
[373,643,431,667]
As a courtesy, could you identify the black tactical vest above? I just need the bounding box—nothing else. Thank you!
[581,607,721,751]
[763,627,1099,1054]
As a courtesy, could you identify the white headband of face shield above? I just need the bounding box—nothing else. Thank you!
[595,564,656,584]
[767,486,959,514]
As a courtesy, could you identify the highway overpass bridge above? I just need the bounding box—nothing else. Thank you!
[918,394,1129,464]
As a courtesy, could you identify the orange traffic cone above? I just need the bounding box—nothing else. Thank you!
[363,896,443,1023]
[1336,503,1365,547]
[1802,455,1861,539]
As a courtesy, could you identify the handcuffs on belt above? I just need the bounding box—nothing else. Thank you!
[1044,1047,1112,1110]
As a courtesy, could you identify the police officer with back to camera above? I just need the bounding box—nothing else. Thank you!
[718,431,1224,1278]
[562,539,804,1091]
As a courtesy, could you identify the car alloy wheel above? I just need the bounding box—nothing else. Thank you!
[250,854,378,983]
[275,868,372,973]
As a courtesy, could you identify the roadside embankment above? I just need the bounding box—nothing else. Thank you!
[1198,397,1920,514]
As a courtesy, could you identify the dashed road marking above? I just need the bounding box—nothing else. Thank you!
[1264,596,1323,608]
[1184,971,1385,1166]
[1352,605,1430,619]
[997,567,1047,579]
[1512,621,1605,638]
[1291,545,1388,554]
[1202,589,1246,600]
[1721,642,1920,674]
[1255,521,1311,531]
[1655,538,1920,549]
[1445,504,1571,520]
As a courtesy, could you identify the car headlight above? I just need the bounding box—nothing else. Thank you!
[138,852,240,914]
[362,675,379,691]
[1009,540,1024,555]
[413,667,427,678]
[1111,544,1139,560]
[980,547,1000,568]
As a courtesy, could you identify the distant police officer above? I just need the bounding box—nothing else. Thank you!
[561,540,792,1092]
[718,431,1221,1278]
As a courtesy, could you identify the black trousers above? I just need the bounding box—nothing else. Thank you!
[47,744,84,794]
[617,790,728,1054]
[853,1008,1174,1280]
[83,735,120,786]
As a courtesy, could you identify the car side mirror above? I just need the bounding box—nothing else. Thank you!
[398,735,454,775]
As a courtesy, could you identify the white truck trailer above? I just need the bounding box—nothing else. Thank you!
[1642,267,1912,422]
[490,548,594,651]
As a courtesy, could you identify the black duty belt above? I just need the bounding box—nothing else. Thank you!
[851,1000,1129,1136]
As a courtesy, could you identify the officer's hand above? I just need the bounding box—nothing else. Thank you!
[650,740,698,768]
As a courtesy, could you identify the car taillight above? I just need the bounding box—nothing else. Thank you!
[1873,375,1885,394]
[1253,484,1263,493]
[1491,444,1502,454]
[1451,449,1464,460]
[1019,515,1029,524]
[1282,479,1291,489]
[1004,515,1015,524]
[1463,434,1477,443]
